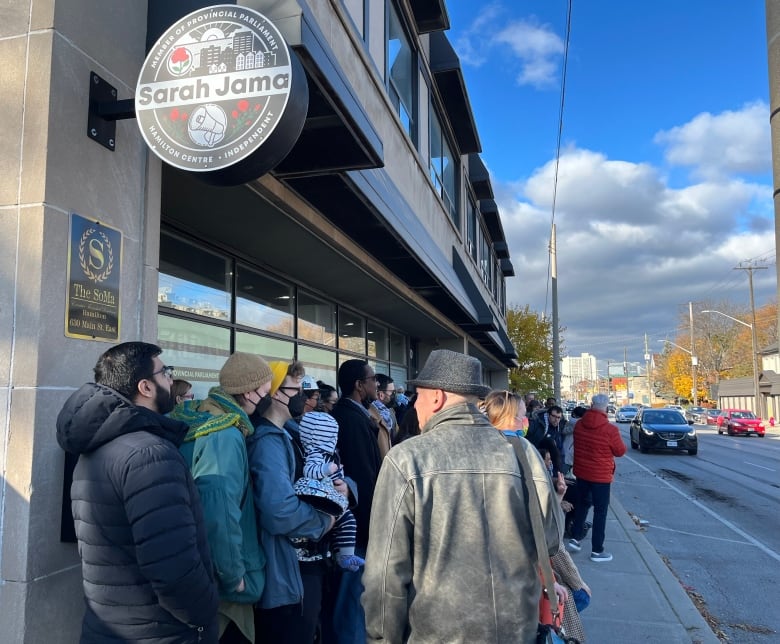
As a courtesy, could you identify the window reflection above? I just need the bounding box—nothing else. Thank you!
[339,309,365,354]
[388,3,415,140]
[159,233,231,321]
[157,314,230,399]
[389,331,406,365]
[367,321,388,359]
[235,332,294,363]
[236,264,294,336]
[298,291,336,346]
[298,345,337,388]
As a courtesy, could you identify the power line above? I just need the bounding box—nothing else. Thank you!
[544,0,573,317]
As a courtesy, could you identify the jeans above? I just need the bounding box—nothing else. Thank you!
[328,548,366,644]
[571,479,611,553]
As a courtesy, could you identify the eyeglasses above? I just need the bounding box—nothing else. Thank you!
[151,365,175,379]
[550,414,562,420]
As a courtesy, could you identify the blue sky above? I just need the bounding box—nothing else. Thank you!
[446,1,776,364]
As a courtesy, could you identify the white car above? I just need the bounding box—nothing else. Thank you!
[616,406,639,423]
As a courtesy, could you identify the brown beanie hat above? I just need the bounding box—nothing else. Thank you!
[219,352,273,394]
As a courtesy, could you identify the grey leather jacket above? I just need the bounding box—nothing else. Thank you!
[363,402,563,643]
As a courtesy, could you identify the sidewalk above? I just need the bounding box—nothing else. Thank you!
[571,492,720,643]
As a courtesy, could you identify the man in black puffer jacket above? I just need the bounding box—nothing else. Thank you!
[57,342,218,643]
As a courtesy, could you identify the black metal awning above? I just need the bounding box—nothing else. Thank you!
[408,0,450,33]
[429,31,480,155]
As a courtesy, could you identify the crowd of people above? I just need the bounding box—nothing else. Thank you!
[56,342,626,643]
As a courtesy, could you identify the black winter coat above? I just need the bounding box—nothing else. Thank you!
[56,383,219,643]
[331,398,382,550]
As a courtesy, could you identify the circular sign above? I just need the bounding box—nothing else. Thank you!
[136,5,308,185]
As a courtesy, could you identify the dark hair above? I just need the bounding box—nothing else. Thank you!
[317,380,337,398]
[393,406,420,444]
[93,342,162,400]
[527,399,543,414]
[549,405,564,416]
[171,379,192,400]
[376,373,393,391]
[571,406,588,418]
[337,359,369,395]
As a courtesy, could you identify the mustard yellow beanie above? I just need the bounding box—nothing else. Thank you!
[268,361,289,395]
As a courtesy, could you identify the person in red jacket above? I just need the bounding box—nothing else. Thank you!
[567,393,626,562]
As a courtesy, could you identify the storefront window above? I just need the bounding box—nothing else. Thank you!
[157,314,230,399]
[159,232,409,389]
[367,321,388,359]
[298,345,337,387]
[389,330,406,364]
[236,263,294,336]
[235,332,294,363]
[339,309,366,354]
[298,290,336,347]
[159,232,230,321]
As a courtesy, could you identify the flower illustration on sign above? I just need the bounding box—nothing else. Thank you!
[167,47,192,76]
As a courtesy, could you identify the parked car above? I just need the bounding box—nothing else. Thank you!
[630,408,698,455]
[704,409,722,425]
[615,405,639,423]
[685,406,707,423]
[716,409,766,437]
[664,404,685,412]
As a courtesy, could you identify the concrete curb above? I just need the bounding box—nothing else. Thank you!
[610,492,721,643]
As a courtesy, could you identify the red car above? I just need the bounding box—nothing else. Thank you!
[716,409,766,437]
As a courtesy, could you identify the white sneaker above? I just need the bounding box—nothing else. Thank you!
[590,551,613,562]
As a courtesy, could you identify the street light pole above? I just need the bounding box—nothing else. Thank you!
[701,310,761,418]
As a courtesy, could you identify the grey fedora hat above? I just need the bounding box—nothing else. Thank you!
[407,349,491,398]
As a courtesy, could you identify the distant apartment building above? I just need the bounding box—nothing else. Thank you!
[562,352,598,397]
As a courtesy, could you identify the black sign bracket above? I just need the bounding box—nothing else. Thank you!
[88,72,136,151]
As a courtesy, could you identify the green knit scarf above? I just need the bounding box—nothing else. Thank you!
[170,386,255,443]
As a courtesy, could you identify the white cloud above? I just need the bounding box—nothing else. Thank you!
[654,101,771,179]
[495,129,775,362]
[495,21,564,88]
[453,6,563,89]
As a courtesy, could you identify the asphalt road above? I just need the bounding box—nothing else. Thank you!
[610,420,780,643]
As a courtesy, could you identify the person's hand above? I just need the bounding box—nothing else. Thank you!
[554,472,566,499]
[553,582,567,605]
[560,500,573,513]
[235,578,245,593]
[326,462,339,475]
[333,478,348,497]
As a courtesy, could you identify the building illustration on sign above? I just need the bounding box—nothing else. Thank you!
[169,26,278,77]
[135,7,301,177]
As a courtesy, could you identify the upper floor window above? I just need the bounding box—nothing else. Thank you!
[430,108,458,226]
[479,225,491,289]
[388,3,415,141]
[466,195,478,262]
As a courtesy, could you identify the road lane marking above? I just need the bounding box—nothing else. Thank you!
[648,524,751,545]
[623,454,780,564]
[744,461,775,471]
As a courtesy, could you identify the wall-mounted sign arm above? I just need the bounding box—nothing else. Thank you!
[88,72,136,151]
